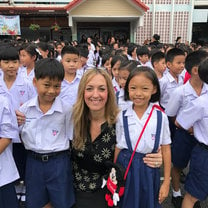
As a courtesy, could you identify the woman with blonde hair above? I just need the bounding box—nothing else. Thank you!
[72,68,119,208]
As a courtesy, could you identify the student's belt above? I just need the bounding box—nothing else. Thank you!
[27,149,69,162]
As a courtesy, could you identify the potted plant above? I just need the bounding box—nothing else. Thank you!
[29,24,40,31]
[51,23,61,31]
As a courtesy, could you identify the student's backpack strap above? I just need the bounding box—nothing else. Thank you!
[152,110,162,153]
[122,110,133,152]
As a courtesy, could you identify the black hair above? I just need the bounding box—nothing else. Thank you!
[37,42,49,52]
[101,52,111,66]
[185,50,208,74]
[136,45,149,57]
[111,54,128,68]
[165,48,185,63]
[61,45,79,58]
[0,46,19,61]
[124,66,160,102]
[78,47,89,58]
[151,51,165,67]
[119,60,138,72]
[153,34,160,41]
[19,43,39,60]
[34,58,64,81]
[198,58,208,84]
[127,43,137,56]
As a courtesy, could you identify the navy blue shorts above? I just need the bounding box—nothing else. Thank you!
[171,128,197,169]
[25,151,75,208]
[185,144,208,201]
[0,182,19,208]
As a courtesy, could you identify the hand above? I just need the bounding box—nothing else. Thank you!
[113,193,120,206]
[143,147,162,168]
[159,182,170,204]
[16,110,26,126]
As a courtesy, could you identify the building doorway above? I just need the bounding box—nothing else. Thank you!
[77,22,130,44]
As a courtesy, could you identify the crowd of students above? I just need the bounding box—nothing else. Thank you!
[0,34,208,208]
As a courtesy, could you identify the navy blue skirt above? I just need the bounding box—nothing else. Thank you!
[117,149,161,208]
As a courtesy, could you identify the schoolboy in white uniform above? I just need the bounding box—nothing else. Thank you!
[176,58,208,208]
[59,46,81,107]
[19,58,75,208]
[165,50,208,208]
[159,48,185,141]
[159,48,185,110]
[0,95,19,208]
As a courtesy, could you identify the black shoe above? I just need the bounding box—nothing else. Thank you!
[180,171,186,184]
[172,196,183,208]
[193,201,201,208]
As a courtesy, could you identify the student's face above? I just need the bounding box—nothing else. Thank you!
[61,53,80,75]
[104,59,111,75]
[119,69,130,89]
[84,74,108,114]
[33,77,62,106]
[80,56,88,67]
[111,61,120,81]
[19,50,36,67]
[154,58,166,74]
[128,74,156,111]
[0,60,19,78]
[38,48,49,59]
[56,45,63,55]
[167,55,185,77]
[138,54,149,64]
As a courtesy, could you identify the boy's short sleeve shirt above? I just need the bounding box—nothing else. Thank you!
[177,93,208,145]
[19,96,73,153]
[159,71,184,109]
[0,95,19,186]
[59,74,81,107]
[165,81,208,117]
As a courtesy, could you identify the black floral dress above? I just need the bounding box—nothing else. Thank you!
[72,122,116,208]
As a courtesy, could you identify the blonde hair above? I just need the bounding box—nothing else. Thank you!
[72,68,119,150]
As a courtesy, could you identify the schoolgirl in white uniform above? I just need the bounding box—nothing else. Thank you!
[176,58,208,208]
[115,66,171,208]
[0,95,19,208]
[116,60,137,111]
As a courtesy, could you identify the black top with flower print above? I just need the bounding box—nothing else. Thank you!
[72,122,116,192]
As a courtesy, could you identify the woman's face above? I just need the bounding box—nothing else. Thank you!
[84,74,108,113]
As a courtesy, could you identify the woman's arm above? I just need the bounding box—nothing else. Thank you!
[114,146,121,163]
[159,144,171,204]
[143,147,163,168]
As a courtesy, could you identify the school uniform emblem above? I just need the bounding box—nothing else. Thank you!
[151,134,156,140]
[20,90,25,96]
[52,129,59,136]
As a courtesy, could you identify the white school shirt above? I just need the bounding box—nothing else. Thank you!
[116,103,171,154]
[177,93,208,145]
[58,73,81,107]
[0,74,36,142]
[117,88,132,111]
[112,77,120,93]
[159,71,184,109]
[18,66,35,83]
[19,96,73,153]
[0,96,19,187]
[165,81,208,117]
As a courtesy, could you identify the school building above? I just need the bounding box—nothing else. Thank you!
[0,0,207,44]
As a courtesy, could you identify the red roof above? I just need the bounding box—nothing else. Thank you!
[64,0,149,12]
